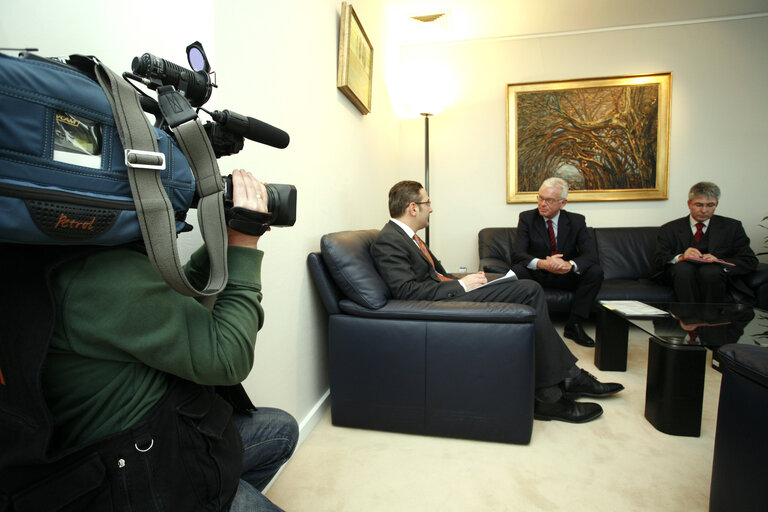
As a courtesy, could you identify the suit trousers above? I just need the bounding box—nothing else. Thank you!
[445,278,577,389]
[512,264,604,322]
[665,261,728,303]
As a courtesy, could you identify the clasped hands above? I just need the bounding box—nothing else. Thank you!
[538,254,573,274]
[682,247,718,261]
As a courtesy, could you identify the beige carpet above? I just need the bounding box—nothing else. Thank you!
[266,323,722,511]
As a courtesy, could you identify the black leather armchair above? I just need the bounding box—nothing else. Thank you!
[307,229,537,444]
[709,344,768,511]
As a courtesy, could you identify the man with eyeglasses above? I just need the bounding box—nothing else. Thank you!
[371,180,623,425]
[511,177,603,348]
[653,181,757,303]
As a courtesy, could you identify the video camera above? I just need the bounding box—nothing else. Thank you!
[125,41,296,228]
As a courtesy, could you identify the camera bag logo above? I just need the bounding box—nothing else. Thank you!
[26,200,119,241]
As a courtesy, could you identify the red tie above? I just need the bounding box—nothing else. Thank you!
[413,234,453,282]
[547,219,557,255]
[694,222,704,243]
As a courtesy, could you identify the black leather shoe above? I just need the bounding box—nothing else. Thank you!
[563,322,595,347]
[563,369,624,399]
[534,396,603,423]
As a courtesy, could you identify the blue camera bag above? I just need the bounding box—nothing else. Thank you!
[0,52,195,245]
[0,52,228,296]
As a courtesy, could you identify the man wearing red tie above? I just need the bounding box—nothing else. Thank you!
[653,182,758,303]
[371,180,623,425]
[511,178,603,348]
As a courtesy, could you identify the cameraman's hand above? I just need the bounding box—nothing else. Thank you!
[228,169,270,249]
[232,169,268,213]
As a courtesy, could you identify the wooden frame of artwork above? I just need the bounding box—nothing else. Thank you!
[506,73,671,202]
[337,2,374,114]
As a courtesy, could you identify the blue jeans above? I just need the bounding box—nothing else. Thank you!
[228,407,298,512]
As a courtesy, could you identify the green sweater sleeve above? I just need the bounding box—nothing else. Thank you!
[56,246,265,386]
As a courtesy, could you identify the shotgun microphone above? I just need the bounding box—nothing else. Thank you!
[210,109,289,149]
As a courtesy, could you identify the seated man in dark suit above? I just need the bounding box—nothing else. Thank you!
[370,180,623,425]
[511,177,603,347]
[653,181,758,303]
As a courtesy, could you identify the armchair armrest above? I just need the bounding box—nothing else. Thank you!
[480,257,512,274]
[339,299,536,323]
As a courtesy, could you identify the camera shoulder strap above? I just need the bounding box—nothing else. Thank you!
[93,60,228,297]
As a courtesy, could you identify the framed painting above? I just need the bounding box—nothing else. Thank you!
[337,2,373,114]
[506,73,671,202]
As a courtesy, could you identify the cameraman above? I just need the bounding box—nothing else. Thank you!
[8,169,297,511]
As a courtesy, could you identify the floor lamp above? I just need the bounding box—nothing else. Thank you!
[421,112,432,246]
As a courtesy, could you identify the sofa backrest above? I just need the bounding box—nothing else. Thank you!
[478,227,516,261]
[320,229,391,309]
[594,227,659,280]
[479,225,661,281]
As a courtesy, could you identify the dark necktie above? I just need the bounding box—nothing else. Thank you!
[413,234,453,282]
[547,219,557,255]
[694,222,704,243]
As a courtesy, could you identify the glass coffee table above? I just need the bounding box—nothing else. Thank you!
[593,301,766,436]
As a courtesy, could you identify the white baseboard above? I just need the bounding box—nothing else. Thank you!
[263,388,330,494]
[297,388,331,447]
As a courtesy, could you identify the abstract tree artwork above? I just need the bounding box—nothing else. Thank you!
[507,74,670,202]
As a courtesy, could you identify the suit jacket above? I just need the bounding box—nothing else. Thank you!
[371,221,465,301]
[512,209,599,271]
[652,214,758,277]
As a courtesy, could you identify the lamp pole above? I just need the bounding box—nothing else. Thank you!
[421,112,432,246]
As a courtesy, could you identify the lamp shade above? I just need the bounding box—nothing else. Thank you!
[395,59,457,117]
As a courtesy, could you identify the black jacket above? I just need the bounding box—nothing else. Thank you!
[653,214,757,277]
[371,221,464,301]
[512,209,599,271]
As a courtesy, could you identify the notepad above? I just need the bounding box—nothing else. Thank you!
[599,300,669,316]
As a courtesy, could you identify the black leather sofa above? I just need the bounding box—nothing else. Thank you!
[307,229,537,444]
[479,226,768,311]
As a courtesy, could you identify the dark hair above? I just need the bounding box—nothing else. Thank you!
[689,182,720,201]
[388,180,424,217]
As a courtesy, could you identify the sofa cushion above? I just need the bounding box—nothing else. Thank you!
[320,229,390,309]
[541,289,575,313]
[597,279,676,302]
[595,227,659,280]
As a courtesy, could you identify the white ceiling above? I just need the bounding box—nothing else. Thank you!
[381,0,768,46]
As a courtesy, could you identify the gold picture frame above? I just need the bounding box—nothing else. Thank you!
[506,73,671,202]
[337,2,373,115]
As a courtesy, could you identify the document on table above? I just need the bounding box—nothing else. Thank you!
[474,270,518,290]
[599,300,669,316]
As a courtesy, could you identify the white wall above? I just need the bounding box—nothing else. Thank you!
[0,0,401,437]
[208,0,401,432]
[398,15,768,272]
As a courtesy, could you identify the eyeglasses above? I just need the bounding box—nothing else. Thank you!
[414,200,431,206]
[536,195,563,206]
[692,202,717,209]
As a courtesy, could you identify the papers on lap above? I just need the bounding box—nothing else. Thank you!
[475,269,518,290]
[599,300,669,316]
[679,256,735,266]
